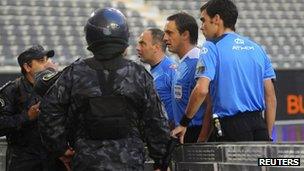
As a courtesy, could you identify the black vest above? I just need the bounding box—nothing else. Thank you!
[84,57,133,140]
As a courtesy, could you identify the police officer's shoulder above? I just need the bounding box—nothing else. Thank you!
[0,81,12,108]
[73,57,83,64]
[121,58,142,69]
[0,77,22,93]
[138,63,154,80]
[42,71,60,82]
[0,78,21,108]
[124,59,150,75]
[0,81,13,93]
[120,57,134,65]
[59,57,83,74]
[70,57,91,69]
[130,59,148,71]
[35,68,59,82]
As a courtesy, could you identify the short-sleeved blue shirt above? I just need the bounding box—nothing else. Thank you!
[151,56,176,122]
[172,47,206,126]
[196,32,276,118]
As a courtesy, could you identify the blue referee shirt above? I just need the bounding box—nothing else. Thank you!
[172,47,205,126]
[196,32,276,118]
[151,56,176,122]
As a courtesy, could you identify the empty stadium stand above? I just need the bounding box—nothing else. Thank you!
[0,0,156,68]
[146,0,304,69]
[0,0,303,69]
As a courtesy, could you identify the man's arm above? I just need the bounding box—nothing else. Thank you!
[264,79,276,137]
[0,83,39,136]
[141,70,171,170]
[186,78,210,118]
[171,77,210,143]
[38,66,72,158]
[197,93,212,142]
[34,68,61,97]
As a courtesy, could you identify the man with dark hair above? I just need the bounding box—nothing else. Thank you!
[164,12,210,143]
[136,28,176,128]
[38,8,171,170]
[0,45,65,170]
[172,0,276,142]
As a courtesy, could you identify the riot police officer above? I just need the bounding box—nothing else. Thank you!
[38,8,171,171]
[0,45,65,171]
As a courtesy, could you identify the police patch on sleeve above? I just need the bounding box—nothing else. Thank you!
[0,98,5,107]
[42,72,57,81]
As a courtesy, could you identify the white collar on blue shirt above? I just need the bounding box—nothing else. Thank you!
[180,47,200,62]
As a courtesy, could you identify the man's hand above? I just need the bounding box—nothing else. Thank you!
[27,101,40,120]
[59,148,75,171]
[170,125,187,144]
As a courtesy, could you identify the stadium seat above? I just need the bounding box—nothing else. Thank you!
[0,0,303,67]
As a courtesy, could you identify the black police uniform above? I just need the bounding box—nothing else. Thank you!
[38,8,171,171]
[0,77,54,171]
[34,68,61,97]
[0,45,65,171]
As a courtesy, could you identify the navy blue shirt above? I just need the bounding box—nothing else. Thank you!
[196,32,276,118]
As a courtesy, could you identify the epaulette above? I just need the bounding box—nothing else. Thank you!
[42,71,61,82]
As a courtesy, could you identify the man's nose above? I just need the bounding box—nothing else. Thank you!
[136,45,141,52]
[163,34,168,42]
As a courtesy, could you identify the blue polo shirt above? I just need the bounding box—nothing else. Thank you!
[172,47,206,126]
[151,56,176,122]
[196,32,276,118]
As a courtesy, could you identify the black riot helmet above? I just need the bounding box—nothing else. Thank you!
[84,8,129,54]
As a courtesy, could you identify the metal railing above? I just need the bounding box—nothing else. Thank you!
[1,138,303,171]
[172,142,304,171]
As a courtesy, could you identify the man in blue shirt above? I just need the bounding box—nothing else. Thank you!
[164,12,210,143]
[172,0,276,142]
[136,28,176,128]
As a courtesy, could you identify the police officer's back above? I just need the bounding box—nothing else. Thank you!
[38,8,171,171]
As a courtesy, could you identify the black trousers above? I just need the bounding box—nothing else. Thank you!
[184,125,202,143]
[6,145,66,171]
[209,111,271,142]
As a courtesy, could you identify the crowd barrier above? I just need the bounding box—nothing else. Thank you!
[171,142,304,171]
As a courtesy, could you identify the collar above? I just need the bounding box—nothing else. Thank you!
[151,55,167,70]
[180,47,200,62]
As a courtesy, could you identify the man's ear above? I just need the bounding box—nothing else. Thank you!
[213,14,221,25]
[23,63,31,73]
[153,43,161,52]
[182,30,190,42]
